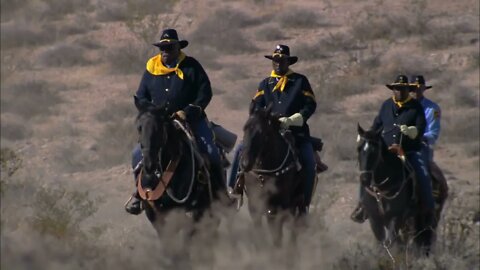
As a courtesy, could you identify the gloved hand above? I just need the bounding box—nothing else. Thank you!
[399,125,418,139]
[278,113,304,129]
[175,110,186,120]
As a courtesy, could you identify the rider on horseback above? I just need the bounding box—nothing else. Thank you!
[228,44,320,210]
[125,29,225,215]
[351,75,435,231]
[409,75,448,225]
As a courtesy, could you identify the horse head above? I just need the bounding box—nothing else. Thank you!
[134,96,171,180]
[357,123,385,186]
[241,104,281,171]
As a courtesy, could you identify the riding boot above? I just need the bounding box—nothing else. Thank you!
[350,202,367,223]
[125,191,143,215]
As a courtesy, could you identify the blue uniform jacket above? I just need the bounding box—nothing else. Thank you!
[135,54,212,122]
[371,97,426,152]
[419,97,441,145]
[251,72,317,138]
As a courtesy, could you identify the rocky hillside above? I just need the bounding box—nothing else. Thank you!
[1,0,479,269]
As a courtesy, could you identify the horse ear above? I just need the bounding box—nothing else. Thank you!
[357,123,365,136]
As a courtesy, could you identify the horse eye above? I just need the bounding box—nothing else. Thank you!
[137,125,142,132]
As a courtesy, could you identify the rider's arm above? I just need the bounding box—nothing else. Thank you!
[299,77,317,120]
[423,105,441,145]
[370,104,384,131]
[135,71,152,102]
[184,59,212,120]
[250,81,267,113]
[415,105,427,140]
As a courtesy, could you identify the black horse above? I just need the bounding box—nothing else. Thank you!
[239,106,306,244]
[356,124,434,255]
[134,97,224,234]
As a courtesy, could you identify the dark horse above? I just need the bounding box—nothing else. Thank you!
[134,97,223,234]
[239,106,306,244]
[357,124,434,257]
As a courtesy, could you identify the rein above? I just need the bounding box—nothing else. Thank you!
[241,131,298,178]
[359,134,414,214]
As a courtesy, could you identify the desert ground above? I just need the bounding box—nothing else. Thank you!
[1,0,479,269]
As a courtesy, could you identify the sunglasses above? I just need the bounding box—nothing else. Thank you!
[159,43,176,52]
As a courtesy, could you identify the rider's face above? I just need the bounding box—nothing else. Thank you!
[272,58,290,75]
[393,87,410,101]
[160,43,180,66]
[409,85,425,100]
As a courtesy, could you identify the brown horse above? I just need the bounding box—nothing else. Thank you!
[239,105,305,244]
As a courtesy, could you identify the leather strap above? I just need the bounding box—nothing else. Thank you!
[137,157,181,201]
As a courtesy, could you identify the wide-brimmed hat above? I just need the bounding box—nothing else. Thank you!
[152,29,188,49]
[264,44,298,65]
[386,74,411,90]
[409,75,432,90]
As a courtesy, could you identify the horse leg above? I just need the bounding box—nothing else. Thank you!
[368,216,386,243]
[414,209,434,256]
[267,211,283,247]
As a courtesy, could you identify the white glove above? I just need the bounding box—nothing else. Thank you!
[279,113,304,129]
[175,110,186,120]
[400,125,418,139]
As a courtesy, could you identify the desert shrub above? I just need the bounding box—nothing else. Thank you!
[222,80,258,110]
[295,42,331,62]
[38,0,93,21]
[0,0,31,22]
[350,0,431,41]
[276,7,326,28]
[421,24,461,50]
[38,43,92,67]
[96,118,137,168]
[125,0,177,19]
[254,24,286,41]
[31,186,98,240]
[0,22,57,49]
[442,110,479,143]
[1,80,63,119]
[189,8,258,54]
[106,40,154,74]
[94,1,129,22]
[0,115,31,141]
[453,85,478,108]
[185,46,222,71]
[95,99,136,123]
[0,147,22,178]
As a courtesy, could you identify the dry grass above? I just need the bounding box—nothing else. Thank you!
[1,80,63,119]
[189,8,258,54]
[105,41,155,74]
[254,24,287,41]
[276,7,329,29]
[38,43,92,67]
[0,21,57,49]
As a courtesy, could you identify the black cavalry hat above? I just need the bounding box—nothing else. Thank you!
[153,28,189,49]
[409,75,432,90]
[386,74,411,90]
[264,44,298,65]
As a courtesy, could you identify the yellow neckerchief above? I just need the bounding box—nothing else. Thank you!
[271,69,293,92]
[392,95,412,108]
[146,51,186,79]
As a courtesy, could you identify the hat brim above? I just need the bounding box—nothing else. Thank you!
[386,83,411,90]
[409,83,433,90]
[264,55,298,65]
[153,40,189,49]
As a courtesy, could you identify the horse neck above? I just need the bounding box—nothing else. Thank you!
[374,142,403,181]
[256,131,289,169]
